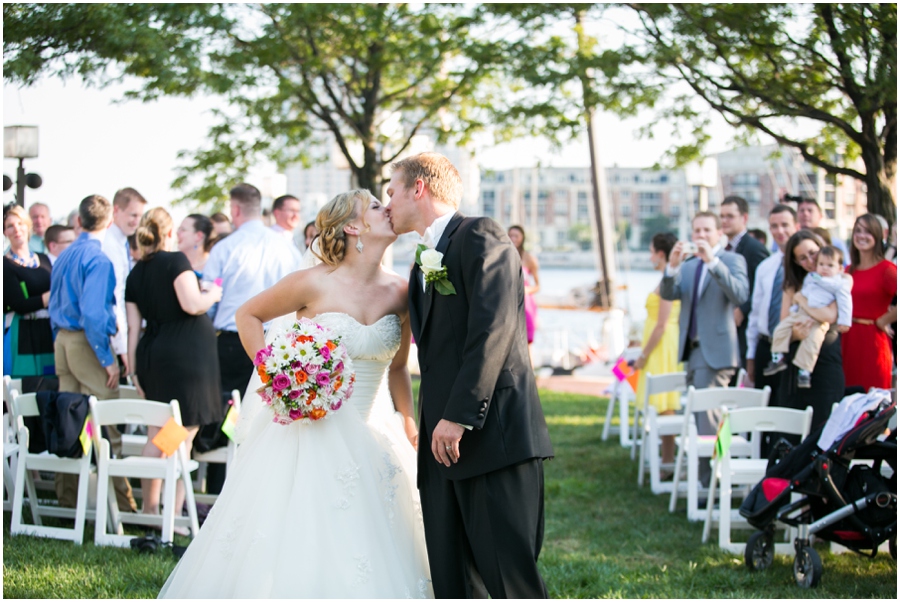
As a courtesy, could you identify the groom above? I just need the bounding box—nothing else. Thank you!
[386,152,554,599]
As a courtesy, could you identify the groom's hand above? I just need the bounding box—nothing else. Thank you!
[432,419,464,466]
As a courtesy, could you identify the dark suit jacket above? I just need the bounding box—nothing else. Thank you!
[409,213,553,482]
[734,232,770,319]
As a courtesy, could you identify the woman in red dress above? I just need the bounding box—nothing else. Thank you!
[842,214,897,390]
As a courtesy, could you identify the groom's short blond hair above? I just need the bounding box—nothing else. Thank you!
[391,152,462,208]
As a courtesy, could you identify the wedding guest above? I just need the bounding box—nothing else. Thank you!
[102,187,147,380]
[201,183,299,493]
[841,214,897,391]
[209,211,232,235]
[303,220,318,249]
[66,208,82,236]
[49,194,136,513]
[27,202,51,254]
[748,228,767,247]
[720,196,769,367]
[3,204,54,383]
[633,232,681,473]
[507,225,540,345]
[125,208,223,529]
[271,194,301,239]
[127,233,141,264]
[176,214,217,278]
[661,211,748,486]
[44,224,76,265]
[778,230,844,428]
[796,196,848,259]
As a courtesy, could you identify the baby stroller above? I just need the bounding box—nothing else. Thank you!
[738,389,896,588]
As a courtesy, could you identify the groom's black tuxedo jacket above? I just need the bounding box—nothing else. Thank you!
[409,213,553,483]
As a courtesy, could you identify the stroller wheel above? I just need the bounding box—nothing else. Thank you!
[745,530,774,571]
[793,546,822,588]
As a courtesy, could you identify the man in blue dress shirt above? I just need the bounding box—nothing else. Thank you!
[49,194,136,512]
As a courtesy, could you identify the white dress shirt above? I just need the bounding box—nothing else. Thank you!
[664,244,722,292]
[419,211,455,292]
[101,223,130,356]
[204,219,301,332]
[745,250,783,360]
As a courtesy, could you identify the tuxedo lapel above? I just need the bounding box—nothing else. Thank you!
[408,263,423,340]
[420,212,465,334]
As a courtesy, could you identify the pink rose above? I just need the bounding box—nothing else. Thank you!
[289,389,302,400]
[305,364,319,375]
[316,372,331,388]
[331,400,342,411]
[288,408,304,420]
[333,361,344,374]
[319,345,331,361]
[254,347,271,366]
[272,373,291,392]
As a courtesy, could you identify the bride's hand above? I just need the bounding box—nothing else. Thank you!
[403,417,419,450]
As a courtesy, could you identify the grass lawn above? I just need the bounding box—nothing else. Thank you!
[4,388,896,598]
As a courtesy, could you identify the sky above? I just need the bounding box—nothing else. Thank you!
[3,72,738,224]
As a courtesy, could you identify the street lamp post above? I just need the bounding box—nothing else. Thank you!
[3,126,42,208]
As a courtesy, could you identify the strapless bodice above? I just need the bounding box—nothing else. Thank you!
[311,312,402,420]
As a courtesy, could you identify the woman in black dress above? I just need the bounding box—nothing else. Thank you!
[125,207,223,525]
[3,204,54,386]
[778,230,845,430]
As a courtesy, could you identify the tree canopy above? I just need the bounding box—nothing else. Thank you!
[628,3,897,224]
[3,3,503,201]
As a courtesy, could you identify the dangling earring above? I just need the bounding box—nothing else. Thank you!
[356,237,364,253]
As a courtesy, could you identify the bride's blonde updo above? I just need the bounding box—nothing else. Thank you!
[312,189,372,266]
[135,207,173,259]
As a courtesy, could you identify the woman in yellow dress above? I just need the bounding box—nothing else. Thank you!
[633,232,682,474]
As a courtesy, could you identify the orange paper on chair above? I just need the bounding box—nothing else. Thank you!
[613,358,641,392]
[151,417,189,457]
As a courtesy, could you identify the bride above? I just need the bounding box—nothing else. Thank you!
[159,190,432,598]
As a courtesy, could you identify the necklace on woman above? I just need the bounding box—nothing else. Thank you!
[7,249,39,268]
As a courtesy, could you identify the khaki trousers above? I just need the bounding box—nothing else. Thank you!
[770,309,830,372]
[54,329,137,513]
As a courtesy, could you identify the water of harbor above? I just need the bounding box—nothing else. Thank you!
[393,261,662,368]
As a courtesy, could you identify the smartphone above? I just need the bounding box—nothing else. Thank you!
[681,241,698,255]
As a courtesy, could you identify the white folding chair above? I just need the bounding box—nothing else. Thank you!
[9,391,95,544]
[192,389,242,504]
[668,385,771,521]
[90,397,200,546]
[114,385,150,458]
[3,376,23,512]
[635,371,686,494]
[602,348,641,447]
[702,405,813,552]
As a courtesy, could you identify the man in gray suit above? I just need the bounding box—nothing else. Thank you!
[661,211,749,483]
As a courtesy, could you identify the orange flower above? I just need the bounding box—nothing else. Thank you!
[295,371,308,385]
[298,335,314,344]
[325,341,337,351]
[257,365,270,384]
[334,378,342,390]
[308,390,317,401]
[310,408,326,420]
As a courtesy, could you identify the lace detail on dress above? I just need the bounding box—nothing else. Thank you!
[312,312,401,361]
[216,515,243,560]
[380,452,402,525]
[335,462,360,509]
[353,554,373,585]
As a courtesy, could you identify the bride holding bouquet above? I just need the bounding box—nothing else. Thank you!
[159,190,431,598]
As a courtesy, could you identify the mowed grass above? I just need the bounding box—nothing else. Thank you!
[4,387,896,598]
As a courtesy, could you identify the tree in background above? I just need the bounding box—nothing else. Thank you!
[628,3,897,226]
[3,3,502,203]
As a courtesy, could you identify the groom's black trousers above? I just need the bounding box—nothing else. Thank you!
[419,456,548,599]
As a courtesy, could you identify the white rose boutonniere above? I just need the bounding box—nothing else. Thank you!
[416,244,456,295]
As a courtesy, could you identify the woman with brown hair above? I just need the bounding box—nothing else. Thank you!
[841,214,897,391]
[507,225,540,345]
[124,207,223,526]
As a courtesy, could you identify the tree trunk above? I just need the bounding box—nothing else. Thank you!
[861,145,897,230]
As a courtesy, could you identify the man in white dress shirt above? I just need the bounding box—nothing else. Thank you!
[101,187,147,377]
[745,204,799,391]
[201,183,300,493]
[270,194,305,257]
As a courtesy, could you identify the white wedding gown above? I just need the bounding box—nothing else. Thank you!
[159,312,433,598]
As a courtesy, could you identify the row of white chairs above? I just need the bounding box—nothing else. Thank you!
[2,375,240,546]
[621,369,815,553]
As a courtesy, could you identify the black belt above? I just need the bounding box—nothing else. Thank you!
[758,335,771,343]
[688,340,700,350]
[216,330,240,337]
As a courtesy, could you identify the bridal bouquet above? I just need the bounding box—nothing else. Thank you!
[253,318,355,425]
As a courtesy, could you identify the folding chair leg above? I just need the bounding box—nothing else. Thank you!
[669,442,685,513]
[637,426,647,486]
[601,382,617,441]
[71,462,91,545]
[94,462,110,545]
[648,424,662,492]
[702,459,719,544]
[179,447,200,535]
[618,389,631,448]
[161,461,177,543]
